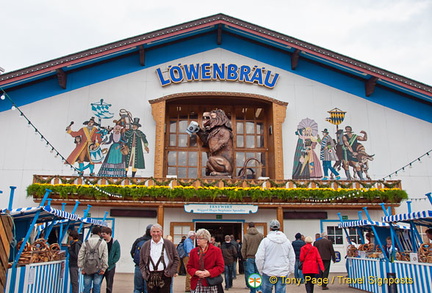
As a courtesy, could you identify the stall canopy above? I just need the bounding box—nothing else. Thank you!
[338,219,410,230]
[1,205,81,222]
[382,210,432,227]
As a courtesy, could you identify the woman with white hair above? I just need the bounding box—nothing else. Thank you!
[187,229,224,293]
[300,236,324,293]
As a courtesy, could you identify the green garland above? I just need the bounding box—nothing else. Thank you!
[26,183,408,203]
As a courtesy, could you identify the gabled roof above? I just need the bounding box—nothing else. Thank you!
[1,13,431,103]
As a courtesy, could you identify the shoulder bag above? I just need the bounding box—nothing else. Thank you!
[206,274,223,286]
[299,247,312,270]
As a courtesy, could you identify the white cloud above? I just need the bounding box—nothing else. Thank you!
[1,0,431,85]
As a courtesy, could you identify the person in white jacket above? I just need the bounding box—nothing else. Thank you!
[255,219,295,293]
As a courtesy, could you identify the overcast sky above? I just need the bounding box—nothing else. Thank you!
[1,0,431,85]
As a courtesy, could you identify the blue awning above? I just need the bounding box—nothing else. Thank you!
[1,206,107,227]
[1,206,79,222]
[338,219,410,230]
[382,210,432,227]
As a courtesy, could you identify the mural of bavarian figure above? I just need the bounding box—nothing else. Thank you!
[124,118,149,177]
[292,118,323,179]
[341,125,374,180]
[190,109,234,177]
[97,123,127,177]
[66,117,103,176]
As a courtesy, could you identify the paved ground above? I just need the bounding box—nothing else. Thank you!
[106,273,363,292]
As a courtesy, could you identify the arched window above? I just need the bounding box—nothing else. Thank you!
[150,93,287,180]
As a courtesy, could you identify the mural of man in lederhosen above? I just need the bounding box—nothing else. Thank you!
[66,117,102,176]
[124,118,149,177]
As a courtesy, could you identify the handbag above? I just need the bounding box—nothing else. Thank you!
[206,275,223,286]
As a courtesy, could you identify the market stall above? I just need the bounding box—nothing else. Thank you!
[381,193,432,293]
[2,187,108,293]
[338,207,411,293]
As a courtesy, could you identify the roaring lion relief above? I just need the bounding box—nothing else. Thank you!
[189,109,234,177]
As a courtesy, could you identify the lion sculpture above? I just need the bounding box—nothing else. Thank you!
[194,109,234,177]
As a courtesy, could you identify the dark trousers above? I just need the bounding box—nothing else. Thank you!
[321,260,331,288]
[69,266,80,293]
[103,267,116,293]
[304,273,316,293]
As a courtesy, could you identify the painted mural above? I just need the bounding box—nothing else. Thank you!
[292,109,374,180]
[65,100,149,177]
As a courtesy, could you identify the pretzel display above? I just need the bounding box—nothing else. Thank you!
[375,245,382,252]
[418,243,432,263]
[419,243,429,256]
[347,245,358,257]
[15,238,66,266]
[396,252,410,262]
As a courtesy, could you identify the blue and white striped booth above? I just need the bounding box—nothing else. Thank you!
[380,209,432,293]
[3,205,108,293]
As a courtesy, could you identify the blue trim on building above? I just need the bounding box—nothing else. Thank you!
[1,33,431,122]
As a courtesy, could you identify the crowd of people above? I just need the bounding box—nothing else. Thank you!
[67,222,342,293]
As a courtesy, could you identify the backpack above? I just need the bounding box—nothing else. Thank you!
[177,242,187,258]
[133,239,146,265]
[83,239,102,274]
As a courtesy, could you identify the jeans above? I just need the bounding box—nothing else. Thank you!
[244,258,261,293]
[83,273,103,293]
[294,259,304,282]
[261,274,286,293]
[134,265,148,293]
[224,263,234,289]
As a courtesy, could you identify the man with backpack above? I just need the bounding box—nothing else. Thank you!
[131,224,153,293]
[78,226,108,293]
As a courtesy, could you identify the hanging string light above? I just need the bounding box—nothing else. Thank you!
[381,149,431,181]
[0,87,122,198]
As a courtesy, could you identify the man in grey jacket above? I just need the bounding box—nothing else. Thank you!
[241,222,263,293]
[255,219,295,293]
[78,226,109,293]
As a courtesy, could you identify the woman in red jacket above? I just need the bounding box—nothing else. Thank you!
[187,228,225,293]
[300,236,325,293]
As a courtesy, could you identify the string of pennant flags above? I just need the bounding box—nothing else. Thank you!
[0,88,121,198]
[381,149,431,181]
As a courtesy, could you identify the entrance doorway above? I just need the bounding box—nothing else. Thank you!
[195,222,243,244]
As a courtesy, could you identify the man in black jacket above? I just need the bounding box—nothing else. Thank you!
[291,233,305,281]
[131,224,153,293]
[68,230,82,293]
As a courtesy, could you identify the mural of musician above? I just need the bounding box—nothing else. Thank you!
[292,118,323,179]
[97,124,127,177]
[124,118,149,177]
[189,109,234,177]
[66,117,103,176]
